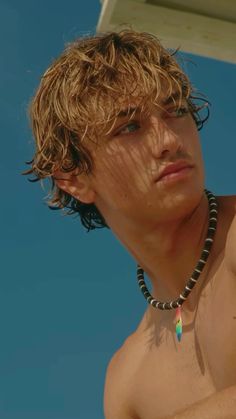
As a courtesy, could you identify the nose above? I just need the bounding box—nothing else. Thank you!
[149,115,183,160]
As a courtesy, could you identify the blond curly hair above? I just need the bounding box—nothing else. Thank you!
[23,29,210,231]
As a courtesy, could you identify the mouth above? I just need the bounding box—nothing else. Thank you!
[155,162,194,183]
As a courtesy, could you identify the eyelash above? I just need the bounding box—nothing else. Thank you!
[115,107,189,136]
[165,106,189,118]
[116,121,140,136]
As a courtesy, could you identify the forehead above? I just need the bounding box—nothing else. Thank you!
[116,91,183,118]
[83,83,185,142]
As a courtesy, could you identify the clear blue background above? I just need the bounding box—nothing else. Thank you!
[1,0,236,418]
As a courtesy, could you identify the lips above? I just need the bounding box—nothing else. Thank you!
[156,161,193,182]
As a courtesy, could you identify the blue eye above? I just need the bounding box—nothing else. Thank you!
[117,122,140,135]
[175,107,189,117]
[166,107,189,118]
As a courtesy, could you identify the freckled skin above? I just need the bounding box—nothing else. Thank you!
[104,194,236,419]
[85,108,236,417]
[88,106,205,230]
[55,103,236,418]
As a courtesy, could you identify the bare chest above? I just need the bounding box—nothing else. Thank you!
[196,263,236,389]
[129,263,236,419]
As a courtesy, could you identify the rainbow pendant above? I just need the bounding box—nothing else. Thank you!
[175,307,182,342]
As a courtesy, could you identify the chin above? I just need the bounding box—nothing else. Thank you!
[152,183,205,222]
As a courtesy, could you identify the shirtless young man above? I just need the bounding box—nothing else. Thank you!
[25,30,236,418]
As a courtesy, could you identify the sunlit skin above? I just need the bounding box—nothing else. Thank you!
[60,100,211,314]
[97,103,212,303]
[55,96,236,418]
[56,97,219,316]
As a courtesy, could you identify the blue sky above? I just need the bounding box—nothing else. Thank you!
[1,0,236,418]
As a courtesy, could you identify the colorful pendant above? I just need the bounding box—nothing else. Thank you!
[175,307,182,342]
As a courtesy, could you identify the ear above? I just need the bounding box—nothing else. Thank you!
[53,169,95,204]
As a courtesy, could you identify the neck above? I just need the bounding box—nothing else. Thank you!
[107,191,215,312]
[137,193,210,310]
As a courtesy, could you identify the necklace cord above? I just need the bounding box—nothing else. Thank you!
[137,189,218,311]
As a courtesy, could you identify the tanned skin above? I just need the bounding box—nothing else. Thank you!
[54,97,236,418]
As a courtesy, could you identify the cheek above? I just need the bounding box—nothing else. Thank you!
[92,150,131,192]
[92,145,151,198]
[182,118,202,152]
[185,120,205,177]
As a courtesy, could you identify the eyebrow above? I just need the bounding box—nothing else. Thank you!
[116,92,183,119]
[116,106,142,118]
[162,91,182,106]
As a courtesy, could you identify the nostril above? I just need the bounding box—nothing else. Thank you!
[161,149,171,158]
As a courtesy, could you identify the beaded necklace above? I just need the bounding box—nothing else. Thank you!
[137,189,218,342]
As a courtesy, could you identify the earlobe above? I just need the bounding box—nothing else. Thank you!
[53,169,95,204]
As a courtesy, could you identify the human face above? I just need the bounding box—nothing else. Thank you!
[88,98,205,228]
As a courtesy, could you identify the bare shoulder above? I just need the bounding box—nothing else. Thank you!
[103,333,142,419]
[217,194,236,273]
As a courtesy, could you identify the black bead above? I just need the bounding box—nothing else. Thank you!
[136,190,217,311]
[151,299,157,307]
[186,279,195,289]
[192,270,200,280]
[182,288,191,299]
[172,301,179,309]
